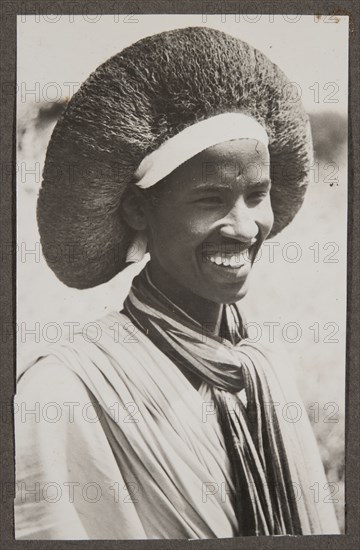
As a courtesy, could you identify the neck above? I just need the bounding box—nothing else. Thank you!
[147,262,224,336]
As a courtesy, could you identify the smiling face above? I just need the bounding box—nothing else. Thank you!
[131,138,274,309]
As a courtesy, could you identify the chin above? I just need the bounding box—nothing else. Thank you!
[203,284,249,305]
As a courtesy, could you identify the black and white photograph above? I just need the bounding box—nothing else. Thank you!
[13,10,348,540]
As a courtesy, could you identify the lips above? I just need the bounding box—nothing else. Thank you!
[198,242,258,287]
[203,237,256,256]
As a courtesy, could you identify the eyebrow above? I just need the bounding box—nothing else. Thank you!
[193,178,272,192]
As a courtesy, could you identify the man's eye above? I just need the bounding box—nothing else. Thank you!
[195,196,223,205]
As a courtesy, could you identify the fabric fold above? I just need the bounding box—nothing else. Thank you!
[15,267,339,539]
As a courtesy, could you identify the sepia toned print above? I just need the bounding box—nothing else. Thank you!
[15,14,347,539]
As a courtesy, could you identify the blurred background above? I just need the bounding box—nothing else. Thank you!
[17,15,348,532]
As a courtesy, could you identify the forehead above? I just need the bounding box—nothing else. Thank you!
[200,139,269,163]
[165,138,270,189]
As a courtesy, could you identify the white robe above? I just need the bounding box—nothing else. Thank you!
[14,311,339,539]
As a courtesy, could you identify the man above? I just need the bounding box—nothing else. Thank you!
[15,26,339,539]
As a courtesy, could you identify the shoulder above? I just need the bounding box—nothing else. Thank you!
[15,354,112,462]
[16,311,130,390]
[17,356,91,404]
[15,310,152,411]
[15,356,99,442]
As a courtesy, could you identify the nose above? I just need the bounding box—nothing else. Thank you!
[219,199,259,243]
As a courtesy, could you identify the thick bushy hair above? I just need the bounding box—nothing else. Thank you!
[38,26,313,288]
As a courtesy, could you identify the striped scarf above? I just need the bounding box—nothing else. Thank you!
[123,266,302,536]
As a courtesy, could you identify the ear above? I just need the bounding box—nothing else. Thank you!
[121,187,148,231]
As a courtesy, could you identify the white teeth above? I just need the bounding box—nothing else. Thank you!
[229,254,245,267]
[207,254,244,268]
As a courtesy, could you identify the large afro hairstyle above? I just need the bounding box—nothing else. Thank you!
[37,26,313,289]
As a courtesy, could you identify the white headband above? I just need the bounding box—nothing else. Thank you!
[134,112,269,189]
[127,112,269,263]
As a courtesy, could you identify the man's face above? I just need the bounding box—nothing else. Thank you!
[143,138,274,305]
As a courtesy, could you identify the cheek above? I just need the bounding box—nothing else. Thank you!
[148,207,211,249]
[146,210,195,261]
